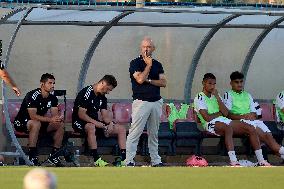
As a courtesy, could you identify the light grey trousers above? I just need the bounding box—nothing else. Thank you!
[126,99,163,165]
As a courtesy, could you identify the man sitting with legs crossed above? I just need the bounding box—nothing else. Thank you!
[223,71,284,162]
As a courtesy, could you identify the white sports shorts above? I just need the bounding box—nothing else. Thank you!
[206,117,232,135]
[240,119,271,133]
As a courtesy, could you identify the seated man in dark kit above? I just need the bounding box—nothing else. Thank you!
[14,73,64,166]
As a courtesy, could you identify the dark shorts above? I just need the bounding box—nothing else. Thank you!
[14,118,49,134]
[72,119,105,137]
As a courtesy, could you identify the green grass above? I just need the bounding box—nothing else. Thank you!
[1,167,284,189]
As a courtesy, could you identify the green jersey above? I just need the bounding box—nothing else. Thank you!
[225,90,251,115]
[276,91,284,122]
[194,92,221,129]
[167,103,190,129]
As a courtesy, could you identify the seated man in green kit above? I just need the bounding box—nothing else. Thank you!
[194,73,270,166]
[224,71,284,161]
[275,90,284,162]
[275,90,284,133]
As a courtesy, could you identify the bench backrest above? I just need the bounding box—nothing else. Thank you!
[112,102,170,124]
[5,101,275,126]
[6,102,21,122]
[112,103,132,124]
[259,103,274,121]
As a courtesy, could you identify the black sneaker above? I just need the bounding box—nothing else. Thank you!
[47,155,64,167]
[0,162,4,166]
[152,163,164,167]
[29,157,40,166]
[112,157,121,166]
[126,162,135,167]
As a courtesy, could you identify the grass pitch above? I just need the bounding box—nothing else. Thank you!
[1,166,284,189]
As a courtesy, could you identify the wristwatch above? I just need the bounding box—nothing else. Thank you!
[148,79,152,84]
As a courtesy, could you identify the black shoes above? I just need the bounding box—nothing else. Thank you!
[29,156,40,166]
[47,154,65,167]
[152,163,164,167]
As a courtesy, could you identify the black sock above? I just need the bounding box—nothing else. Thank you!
[28,147,37,158]
[90,149,99,161]
[51,147,60,157]
[120,149,126,161]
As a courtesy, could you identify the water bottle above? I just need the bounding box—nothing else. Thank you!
[74,149,80,167]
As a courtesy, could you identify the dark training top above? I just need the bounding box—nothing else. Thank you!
[72,85,107,122]
[129,55,164,102]
[15,88,58,122]
[0,61,5,70]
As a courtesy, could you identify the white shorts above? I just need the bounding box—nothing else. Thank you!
[240,119,271,133]
[206,117,232,135]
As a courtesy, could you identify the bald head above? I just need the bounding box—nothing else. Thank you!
[140,37,155,57]
[141,37,154,46]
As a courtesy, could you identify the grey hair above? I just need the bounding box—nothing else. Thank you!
[141,36,155,48]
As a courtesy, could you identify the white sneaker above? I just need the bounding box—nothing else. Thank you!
[230,161,241,167]
[258,160,271,167]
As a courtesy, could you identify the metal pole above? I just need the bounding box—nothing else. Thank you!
[242,16,284,84]
[2,7,34,166]
[77,11,134,93]
[184,14,240,103]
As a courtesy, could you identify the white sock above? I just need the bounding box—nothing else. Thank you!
[255,149,265,163]
[278,146,284,155]
[228,151,238,162]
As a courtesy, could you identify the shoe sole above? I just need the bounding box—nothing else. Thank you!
[47,159,56,166]
[47,159,64,167]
